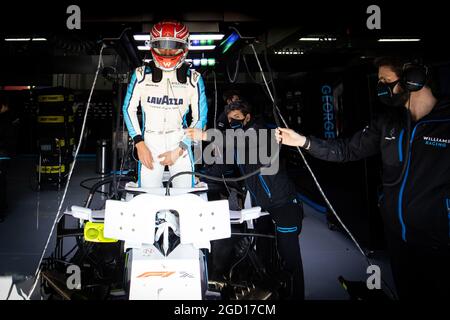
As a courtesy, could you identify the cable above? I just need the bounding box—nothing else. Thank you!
[263,45,282,124]
[213,70,218,129]
[228,237,254,281]
[61,243,79,260]
[80,174,113,195]
[5,281,15,300]
[112,137,133,197]
[165,171,250,196]
[248,44,281,127]
[242,53,262,84]
[226,49,241,83]
[242,53,275,103]
[231,232,276,239]
[80,174,113,185]
[229,26,256,40]
[85,176,133,208]
[26,44,106,300]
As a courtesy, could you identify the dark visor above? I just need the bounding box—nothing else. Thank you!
[151,39,188,50]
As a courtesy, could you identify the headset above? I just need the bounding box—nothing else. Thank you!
[400,62,429,92]
[377,62,429,100]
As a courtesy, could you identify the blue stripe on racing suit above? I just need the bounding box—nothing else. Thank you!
[122,72,139,138]
[182,75,208,146]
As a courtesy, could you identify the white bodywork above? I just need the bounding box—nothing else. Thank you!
[63,180,269,300]
[103,189,231,300]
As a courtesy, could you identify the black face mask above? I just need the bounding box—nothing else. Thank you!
[377,80,409,107]
[229,119,245,129]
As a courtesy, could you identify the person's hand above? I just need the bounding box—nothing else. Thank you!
[136,142,154,169]
[184,128,206,141]
[158,147,184,166]
[275,128,306,147]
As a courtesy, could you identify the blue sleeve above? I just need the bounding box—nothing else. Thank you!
[182,74,208,146]
[122,72,141,139]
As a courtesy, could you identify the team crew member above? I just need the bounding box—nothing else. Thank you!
[186,100,305,299]
[216,89,241,131]
[122,20,208,188]
[276,57,450,300]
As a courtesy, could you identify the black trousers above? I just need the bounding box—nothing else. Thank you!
[386,232,450,300]
[268,200,305,300]
[0,159,9,218]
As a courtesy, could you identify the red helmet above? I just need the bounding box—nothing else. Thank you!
[150,20,189,71]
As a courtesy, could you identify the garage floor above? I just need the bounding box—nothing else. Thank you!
[0,156,396,300]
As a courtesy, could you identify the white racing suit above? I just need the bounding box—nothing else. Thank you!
[122,65,208,188]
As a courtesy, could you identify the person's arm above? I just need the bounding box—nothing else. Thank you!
[122,69,154,169]
[276,119,381,162]
[180,72,208,149]
[122,70,143,144]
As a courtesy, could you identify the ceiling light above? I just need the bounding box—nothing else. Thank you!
[377,38,421,42]
[5,37,48,41]
[299,37,336,41]
[134,34,224,42]
[275,49,304,55]
[190,34,224,41]
[4,38,31,41]
[133,35,150,41]
[138,45,216,51]
[189,45,216,51]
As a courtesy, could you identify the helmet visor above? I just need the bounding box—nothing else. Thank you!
[151,39,188,57]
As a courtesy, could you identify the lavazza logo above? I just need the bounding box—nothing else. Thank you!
[423,136,450,148]
[147,95,184,105]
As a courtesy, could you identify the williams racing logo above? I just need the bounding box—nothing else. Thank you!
[147,95,184,106]
[423,136,449,149]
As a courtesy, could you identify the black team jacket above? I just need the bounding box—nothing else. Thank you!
[306,99,450,248]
